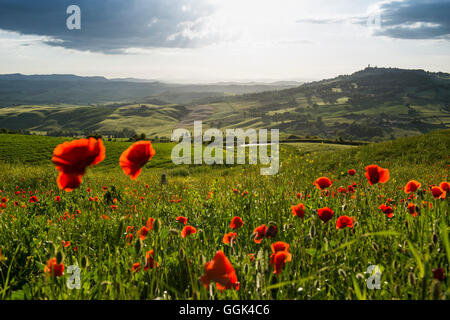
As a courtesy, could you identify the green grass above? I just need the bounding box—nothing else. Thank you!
[0,130,448,300]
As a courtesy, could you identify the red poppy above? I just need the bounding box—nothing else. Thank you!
[317,207,334,223]
[431,186,446,199]
[378,204,394,218]
[313,177,332,190]
[440,182,449,192]
[222,232,237,245]
[200,250,239,290]
[144,249,158,270]
[407,203,419,217]
[336,216,353,229]
[176,216,188,225]
[230,216,244,229]
[347,185,355,193]
[348,169,356,176]
[291,203,306,219]
[296,192,301,199]
[249,253,255,262]
[52,138,105,191]
[44,257,64,277]
[54,196,61,202]
[146,218,155,230]
[62,240,71,247]
[270,241,290,266]
[181,225,197,238]
[132,262,141,272]
[404,180,421,194]
[137,226,150,240]
[365,165,390,185]
[29,196,39,203]
[119,141,156,179]
[1,197,7,203]
[272,251,292,275]
[252,224,267,243]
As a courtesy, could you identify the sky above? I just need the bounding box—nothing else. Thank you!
[0,0,449,83]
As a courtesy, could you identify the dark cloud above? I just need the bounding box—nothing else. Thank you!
[374,0,450,39]
[295,0,450,40]
[0,0,215,53]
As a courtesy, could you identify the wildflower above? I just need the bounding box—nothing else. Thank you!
[44,257,64,277]
[119,141,156,179]
[432,268,445,281]
[270,241,290,266]
[336,216,353,229]
[132,262,141,272]
[200,251,239,290]
[431,186,446,199]
[313,177,332,189]
[272,251,292,275]
[252,224,267,243]
[404,180,421,194]
[176,216,188,225]
[29,196,39,203]
[291,203,306,219]
[222,232,237,245]
[144,250,158,270]
[52,138,105,191]
[365,165,390,185]
[379,204,394,218]
[181,225,197,238]
[230,216,244,229]
[440,182,449,192]
[317,207,334,223]
[348,169,356,176]
[54,196,61,202]
[137,226,150,240]
[407,203,419,217]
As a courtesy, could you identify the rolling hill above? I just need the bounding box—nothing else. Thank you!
[0,67,449,141]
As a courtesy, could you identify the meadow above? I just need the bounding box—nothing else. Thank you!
[0,130,448,300]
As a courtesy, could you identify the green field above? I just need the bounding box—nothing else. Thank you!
[0,130,448,300]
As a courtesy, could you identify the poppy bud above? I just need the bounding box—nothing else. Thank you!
[161,173,167,185]
[153,219,161,233]
[169,228,179,236]
[408,272,416,286]
[309,225,316,238]
[431,279,442,300]
[371,242,379,252]
[265,225,277,238]
[56,251,63,264]
[135,239,142,255]
[431,233,438,244]
[81,255,89,268]
[338,269,347,278]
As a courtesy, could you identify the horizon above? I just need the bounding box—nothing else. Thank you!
[0,0,449,82]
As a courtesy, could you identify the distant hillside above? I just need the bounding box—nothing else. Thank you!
[186,67,450,141]
[0,67,449,141]
[0,73,299,106]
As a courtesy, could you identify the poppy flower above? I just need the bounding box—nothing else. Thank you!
[291,203,306,219]
[272,251,292,275]
[181,225,197,238]
[222,232,237,245]
[176,216,188,225]
[44,257,64,277]
[317,207,334,223]
[61,240,71,247]
[407,203,419,217]
[432,268,445,281]
[336,216,353,229]
[296,192,301,199]
[440,182,449,192]
[230,216,244,229]
[252,224,267,243]
[404,180,421,194]
[249,253,255,262]
[52,138,105,191]
[348,169,356,176]
[431,186,446,199]
[347,185,355,193]
[1,197,7,203]
[54,196,61,202]
[365,165,390,185]
[29,196,39,203]
[270,241,290,266]
[313,177,332,190]
[119,141,156,179]
[144,250,158,270]
[137,226,150,240]
[132,262,141,272]
[378,204,394,218]
[200,250,240,290]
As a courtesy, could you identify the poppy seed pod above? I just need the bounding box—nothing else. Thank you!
[431,279,442,300]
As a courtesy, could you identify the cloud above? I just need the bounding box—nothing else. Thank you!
[373,0,450,39]
[295,0,450,40]
[0,0,217,53]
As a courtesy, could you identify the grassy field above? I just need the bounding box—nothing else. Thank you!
[0,130,448,300]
